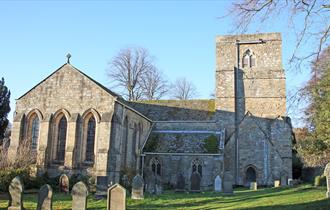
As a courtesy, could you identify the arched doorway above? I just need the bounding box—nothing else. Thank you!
[246,166,257,184]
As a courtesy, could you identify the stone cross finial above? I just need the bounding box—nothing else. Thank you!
[66,53,71,64]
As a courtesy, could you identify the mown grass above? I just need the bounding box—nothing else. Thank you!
[0,184,329,210]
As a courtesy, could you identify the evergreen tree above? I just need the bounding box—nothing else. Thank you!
[0,77,10,141]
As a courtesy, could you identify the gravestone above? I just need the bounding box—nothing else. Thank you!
[37,184,52,210]
[280,176,287,186]
[214,175,222,192]
[250,182,257,191]
[107,183,126,210]
[175,173,185,192]
[146,173,156,194]
[121,175,129,189]
[274,180,280,188]
[288,179,293,187]
[8,176,24,210]
[59,174,69,193]
[190,171,201,192]
[72,181,88,210]
[223,171,233,194]
[155,175,163,195]
[131,174,144,199]
[95,176,108,198]
[324,162,330,198]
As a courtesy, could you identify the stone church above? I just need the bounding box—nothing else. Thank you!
[8,33,292,191]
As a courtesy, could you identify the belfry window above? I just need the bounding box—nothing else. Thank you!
[56,116,67,162]
[242,49,256,68]
[85,116,96,162]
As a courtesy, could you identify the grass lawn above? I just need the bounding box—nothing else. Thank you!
[0,185,329,210]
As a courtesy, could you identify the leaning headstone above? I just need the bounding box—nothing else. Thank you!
[8,176,24,210]
[214,175,222,192]
[72,181,88,210]
[107,183,126,210]
[274,180,280,188]
[59,174,69,193]
[223,171,233,194]
[190,172,201,192]
[175,173,185,192]
[324,162,330,198]
[250,182,257,191]
[131,174,144,199]
[37,184,52,210]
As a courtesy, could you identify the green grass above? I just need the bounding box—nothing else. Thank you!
[0,185,329,210]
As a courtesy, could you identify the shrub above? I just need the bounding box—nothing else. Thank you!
[0,168,30,192]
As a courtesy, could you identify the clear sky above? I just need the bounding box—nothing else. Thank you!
[0,1,311,127]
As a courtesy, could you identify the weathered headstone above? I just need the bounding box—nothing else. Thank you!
[95,176,108,198]
[214,175,222,192]
[37,184,52,210]
[274,180,280,188]
[190,171,201,192]
[281,176,287,186]
[72,181,88,210]
[146,173,156,194]
[324,162,330,198]
[59,174,69,193]
[107,183,126,210]
[155,175,163,195]
[8,176,24,210]
[288,179,293,187]
[250,182,257,191]
[223,171,233,194]
[175,173,185,192]
[131,174,144,199]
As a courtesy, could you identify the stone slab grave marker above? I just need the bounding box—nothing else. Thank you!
[324,162,330,198]
[223,171,233,194]
[107,183,126,210]
[131,174,144,199]
[59,174,69,193]
[250,182,257,191]
[8,176,24,210]
[280,171,288,186]
[37,184,52,210]
[175,173,185,192]
[72,181,88,210]
[155,175,163,195]
[274,180,280,188]
[214,175,222,192]
[190,171,201,192]
[96,176,108,198]
[288,178,294,187]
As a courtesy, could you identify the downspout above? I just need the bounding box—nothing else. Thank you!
[234,39,264,185]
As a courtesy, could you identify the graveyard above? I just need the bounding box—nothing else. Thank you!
[0,181,329,210]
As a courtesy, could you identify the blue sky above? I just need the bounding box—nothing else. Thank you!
[0,1,311,127]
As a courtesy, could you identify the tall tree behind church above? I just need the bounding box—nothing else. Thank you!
[107,47,167,101]
[0,77,10,143]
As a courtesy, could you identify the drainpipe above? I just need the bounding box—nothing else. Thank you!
[234,39,264,185]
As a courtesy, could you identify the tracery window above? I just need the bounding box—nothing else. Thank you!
[56,116,67,162]
[242,49,256,68]
[151,157,161,176]
[192,159,203,176]
[85,116,96,162]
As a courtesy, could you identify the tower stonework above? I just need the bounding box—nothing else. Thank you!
[215,33,286,118]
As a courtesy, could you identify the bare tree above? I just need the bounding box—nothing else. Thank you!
[139,67,169,100]
[227,0,330,69]
[171,77,197,100]
[107,47,155,101]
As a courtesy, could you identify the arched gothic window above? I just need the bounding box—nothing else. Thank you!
[56,116,67,162]
[150,157,161,176]
[242,49,256,68]
[29,114,40,150]
[85,116,96,162]
[246,166,257,183]
[192,159,203,176]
